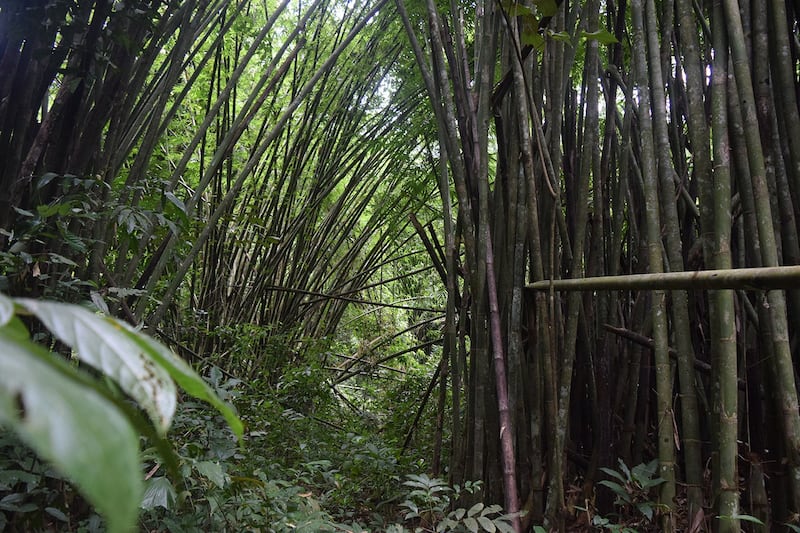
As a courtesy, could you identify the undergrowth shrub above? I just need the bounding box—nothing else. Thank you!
[1,353,517,531]
[0,432,94,532]
[132,367,514,532]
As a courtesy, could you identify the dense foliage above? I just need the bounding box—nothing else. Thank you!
[4,0,800,532]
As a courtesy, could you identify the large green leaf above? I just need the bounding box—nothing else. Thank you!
[16,299,177,434]
[117,326,244,440]
[498,1,534,16]
[0,323,141,533]
[532,0,558,16]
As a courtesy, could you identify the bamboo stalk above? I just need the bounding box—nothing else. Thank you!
[543,0,600,523]
[723,0,800,515]
[527,265,800,291]
[643,0,703,517]
[630,1,675,526]
[710,2,739,525]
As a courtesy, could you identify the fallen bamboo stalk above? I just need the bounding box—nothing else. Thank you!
[527,265,800,291]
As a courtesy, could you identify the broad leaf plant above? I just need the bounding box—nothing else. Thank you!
[0,292,242,533]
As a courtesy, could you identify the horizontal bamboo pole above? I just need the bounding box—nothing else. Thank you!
[526,265,800,291]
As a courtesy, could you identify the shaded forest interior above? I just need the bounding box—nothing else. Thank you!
[4,0,800,531]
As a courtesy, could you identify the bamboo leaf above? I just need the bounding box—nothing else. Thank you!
[164,191,186,214]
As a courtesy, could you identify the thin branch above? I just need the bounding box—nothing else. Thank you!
[263,285,444,312]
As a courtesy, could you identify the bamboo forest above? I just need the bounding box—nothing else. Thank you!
[4,0,800,531]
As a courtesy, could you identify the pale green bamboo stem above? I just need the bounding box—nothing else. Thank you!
[545,0,600,525]
[505,18,557,524]
[631,1,675,528]
[723,0,800,514]
[643,0,703,518]
[769,0,800,203]
[711,2,739,528]
[674,0,713,261]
